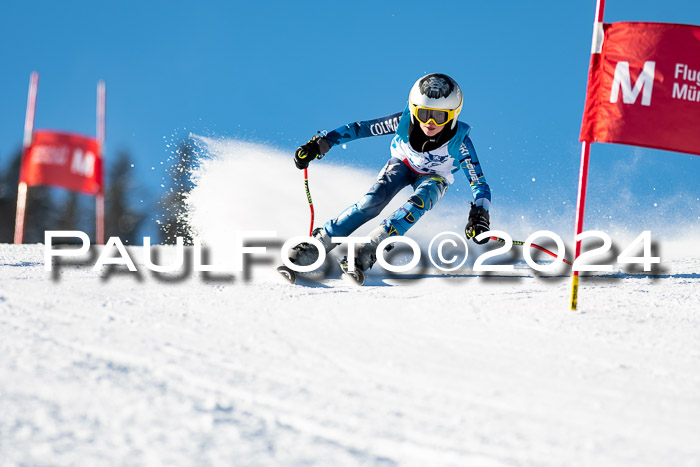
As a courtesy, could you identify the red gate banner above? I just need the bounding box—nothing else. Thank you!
[19,130,103,195]
[580,22,700,156]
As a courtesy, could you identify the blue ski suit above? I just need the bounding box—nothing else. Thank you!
[320,105,491,238]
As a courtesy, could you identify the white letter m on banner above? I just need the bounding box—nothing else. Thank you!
[610,61,656,106]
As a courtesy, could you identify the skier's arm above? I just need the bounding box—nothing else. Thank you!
[293,112,403,169]
[323,112,403,148]
[459,135,492,244]
[458,135,491,211]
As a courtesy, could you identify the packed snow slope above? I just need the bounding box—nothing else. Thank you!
[1,243,699,466]
[2,138,699,466]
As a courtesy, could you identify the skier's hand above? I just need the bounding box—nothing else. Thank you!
[465,203,490,244]
[294,135,330,170]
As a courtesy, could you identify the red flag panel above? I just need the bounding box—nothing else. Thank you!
[19,130,103,195]
[580,22,700,156]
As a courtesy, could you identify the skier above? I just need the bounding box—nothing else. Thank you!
[289,73,491,283]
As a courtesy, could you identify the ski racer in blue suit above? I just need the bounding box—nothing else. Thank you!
[291,73,492,273]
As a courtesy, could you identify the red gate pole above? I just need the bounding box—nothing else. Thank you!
[96,80,106,244]
[571,0,606,311]
[14,72,39,245]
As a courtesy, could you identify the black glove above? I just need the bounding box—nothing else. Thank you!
[465,203,490,244]
[294,135,331,170]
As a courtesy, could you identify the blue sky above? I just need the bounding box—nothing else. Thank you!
[1,0,699,238]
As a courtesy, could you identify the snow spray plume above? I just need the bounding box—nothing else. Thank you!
[184,136,697,265]
[185,136,492,244]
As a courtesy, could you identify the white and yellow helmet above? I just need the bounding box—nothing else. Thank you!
[408,73,463,130]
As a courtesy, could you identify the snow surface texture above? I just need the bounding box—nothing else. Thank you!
[1,138,699,466]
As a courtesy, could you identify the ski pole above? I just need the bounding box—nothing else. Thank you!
[304,168,314,236]
[489,236,573,266]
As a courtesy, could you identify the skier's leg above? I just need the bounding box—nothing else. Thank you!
[289,159,409,267]
[379,175,448,236]
[323,158,411,238]
[353,175,448,272]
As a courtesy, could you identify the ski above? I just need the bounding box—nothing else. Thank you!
[276,265,297,284]
[338,257,365,286]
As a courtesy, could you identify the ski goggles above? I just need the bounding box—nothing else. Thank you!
[409,103,461,126]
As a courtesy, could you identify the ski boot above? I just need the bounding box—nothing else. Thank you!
[339,226,390,286]
[277,228,335,283]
